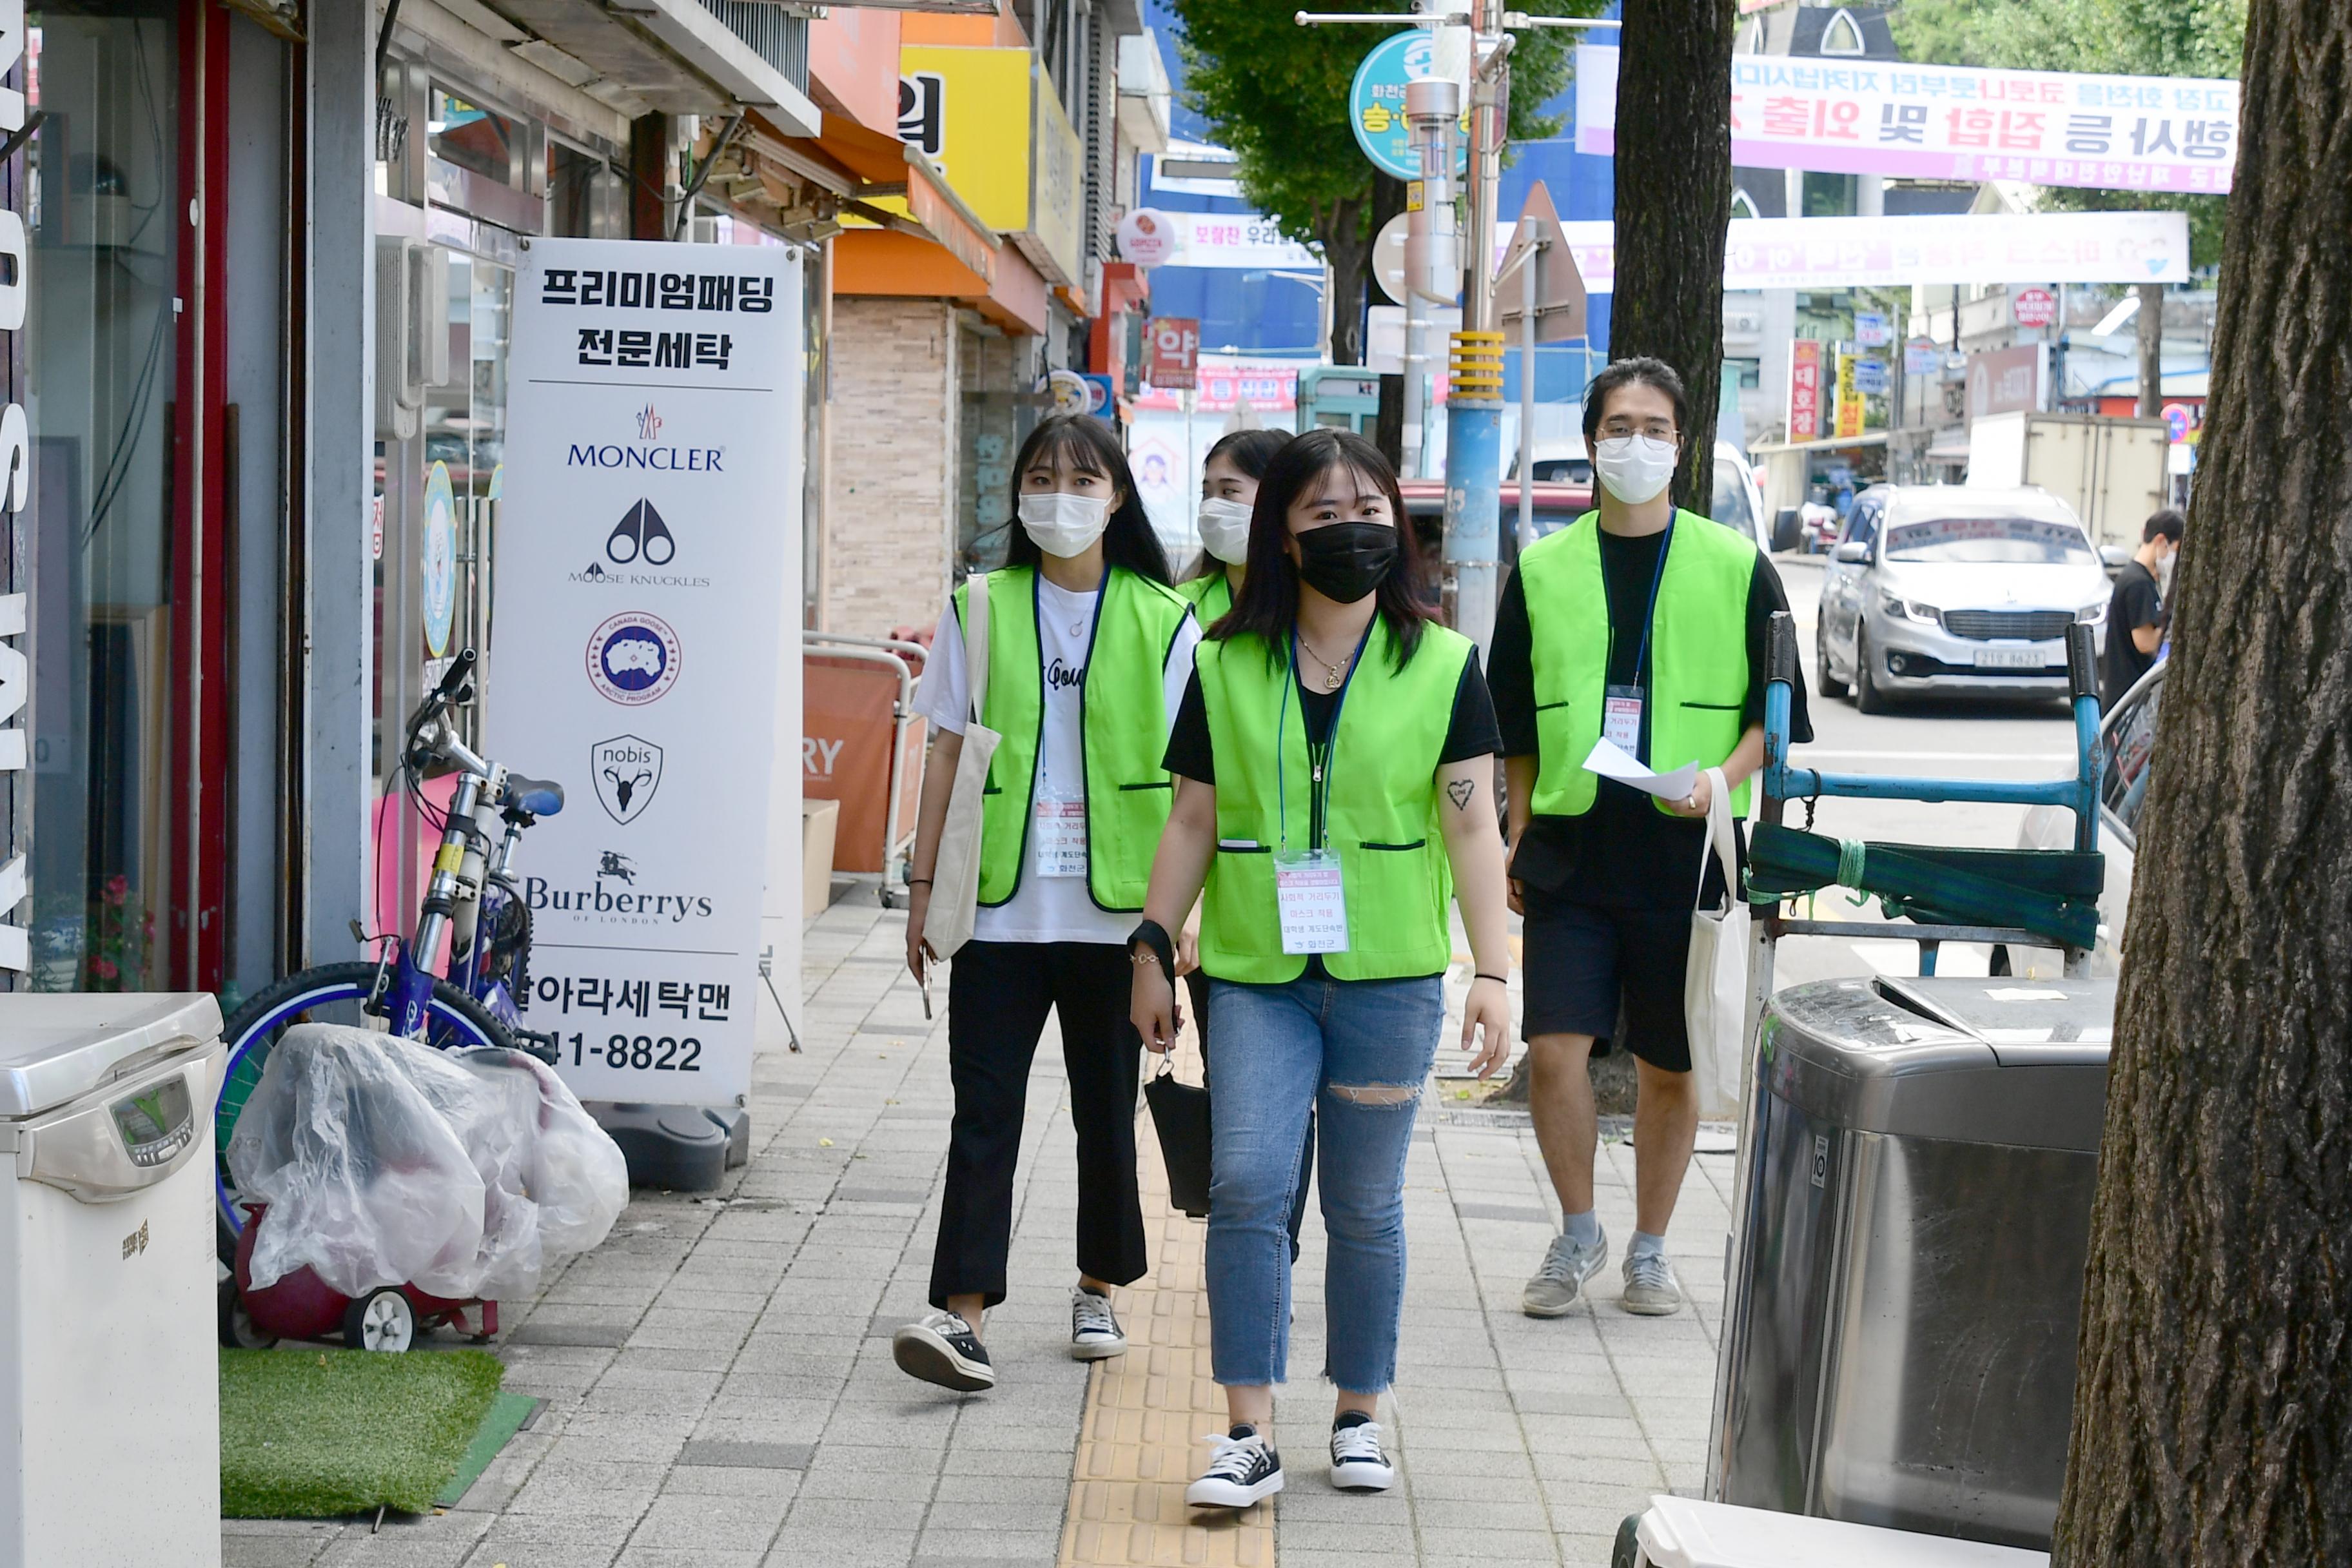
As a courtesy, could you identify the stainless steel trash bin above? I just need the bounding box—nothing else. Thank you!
[1714,974,2113,1551]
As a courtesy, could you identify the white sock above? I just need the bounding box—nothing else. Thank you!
[1562,1208,1602,1248]
[1630,1230,1668,1260]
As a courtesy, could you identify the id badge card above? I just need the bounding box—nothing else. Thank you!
[1603,684,1644,753]
[1032,798,1088,878]
[1275,849,1349,955]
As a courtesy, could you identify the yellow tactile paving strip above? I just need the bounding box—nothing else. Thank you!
[1059,1032,1275,1568]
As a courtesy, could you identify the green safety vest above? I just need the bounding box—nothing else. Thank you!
[1178,571,1235,625]
[1519,509,1758,818]
[1195,618,1472,983]
[956,564,1195,912]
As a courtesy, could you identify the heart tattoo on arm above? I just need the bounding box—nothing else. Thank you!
[1446,779,1476,812]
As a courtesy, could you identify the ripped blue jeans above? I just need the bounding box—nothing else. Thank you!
[1202,973,1442,1393]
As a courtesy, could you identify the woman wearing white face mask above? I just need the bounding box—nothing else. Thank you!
[896,414,1200,1393]
[1184,428,1290,624]
[1486,358,1810,1322]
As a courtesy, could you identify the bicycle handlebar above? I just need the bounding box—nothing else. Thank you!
[436,647,478,700]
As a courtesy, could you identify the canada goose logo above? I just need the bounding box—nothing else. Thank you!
[591,734,665,825]
[607,498,677,566]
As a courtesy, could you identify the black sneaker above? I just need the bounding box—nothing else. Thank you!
[1070,1285,1126,1360]
[892,1310,995,1391]
[1329,1411,1396,1492]
[1186,1425,1284,1508]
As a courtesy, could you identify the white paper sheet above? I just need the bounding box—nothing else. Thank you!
[1582,738,1700,801]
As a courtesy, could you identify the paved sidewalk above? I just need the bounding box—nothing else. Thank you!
[222,897,1732,1568]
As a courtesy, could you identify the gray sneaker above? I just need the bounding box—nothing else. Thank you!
[1621,1249,1685,1316]
[1522,1228,1609,1317]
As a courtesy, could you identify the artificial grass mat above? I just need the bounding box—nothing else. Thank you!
[220,1348,505,1518]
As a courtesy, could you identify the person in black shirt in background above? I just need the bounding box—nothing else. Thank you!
[1487,358,1811,1318]
[2102,508,2181,709]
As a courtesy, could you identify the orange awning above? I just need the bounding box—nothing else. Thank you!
[833,227,1050,337]
[749,110,1000,281]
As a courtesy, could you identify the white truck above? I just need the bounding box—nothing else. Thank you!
[1965,411,2171,549]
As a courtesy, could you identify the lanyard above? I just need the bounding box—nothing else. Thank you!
[1274,624,1367,854]
[1602,516,1676,691]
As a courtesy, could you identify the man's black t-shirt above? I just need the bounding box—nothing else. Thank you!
[1486,527,1812,910]
[2102,560,2164,709]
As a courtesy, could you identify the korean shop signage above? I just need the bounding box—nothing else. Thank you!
[897,46,1084,286]
[1577,44,2239,193]
[489,240,803,1106]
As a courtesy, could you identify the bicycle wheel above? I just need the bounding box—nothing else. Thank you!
[212,961,517,1247]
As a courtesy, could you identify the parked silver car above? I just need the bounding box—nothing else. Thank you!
[1816,485,2112,711]
[2003,660,2166,977]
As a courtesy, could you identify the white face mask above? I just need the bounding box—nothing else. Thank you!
[1196,496,1254,564]
[1019,491,1112,558]
[1593,434,1679,505]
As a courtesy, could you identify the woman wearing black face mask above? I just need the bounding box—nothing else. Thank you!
[1128,429,1514,1508]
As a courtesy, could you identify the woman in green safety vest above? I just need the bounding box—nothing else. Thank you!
[1127,429,1515,1509]
[1182,427,1289,627]
[893,413,1202,1396]
[1486,357,1809,1324]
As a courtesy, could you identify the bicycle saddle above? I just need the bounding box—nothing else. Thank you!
[505,775,565,818]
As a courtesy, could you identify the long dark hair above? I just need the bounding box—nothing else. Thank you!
[1187,427,1291,583]
[1211,428,1435,669]
[1003,414,1173,585]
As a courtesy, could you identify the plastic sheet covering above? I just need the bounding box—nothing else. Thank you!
[227,1024,629,1300]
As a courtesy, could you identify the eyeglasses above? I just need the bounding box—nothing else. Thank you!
[1598,421,1678,442]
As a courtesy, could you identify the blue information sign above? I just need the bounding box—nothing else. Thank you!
[1349,31,1466,182]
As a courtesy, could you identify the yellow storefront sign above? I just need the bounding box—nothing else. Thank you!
[1834,352,1866,439]
[897,46,1083,288]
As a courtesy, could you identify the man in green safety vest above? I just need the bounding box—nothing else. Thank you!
[1487,358,1811,1318]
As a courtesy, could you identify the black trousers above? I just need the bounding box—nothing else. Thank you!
[1187,969,1313,1265]
[931,940,1150,1309]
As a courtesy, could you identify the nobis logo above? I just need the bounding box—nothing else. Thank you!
[593,734,665,825]
[586,611,682,706]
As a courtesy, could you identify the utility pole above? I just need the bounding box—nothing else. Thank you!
[1295,5,1618,656]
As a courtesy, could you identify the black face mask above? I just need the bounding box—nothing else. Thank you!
[1293,522,1398,605]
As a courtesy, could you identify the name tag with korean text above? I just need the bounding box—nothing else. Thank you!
[1603,684,1643,753]
[1275,850,1349,954]
[1033,798,1088,878]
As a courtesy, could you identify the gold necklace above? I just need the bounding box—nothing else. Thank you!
[1299,636,1348,691]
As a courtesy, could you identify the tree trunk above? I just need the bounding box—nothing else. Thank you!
[1371,171,1408,468]
[1607,0,1735,512]
[2136,280,2164,417]
[1318,191,1371,368]
[2053,3,2352,1561]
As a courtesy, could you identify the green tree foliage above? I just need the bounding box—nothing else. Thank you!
[1171,1,1599,362]
[1887,0,2248,265]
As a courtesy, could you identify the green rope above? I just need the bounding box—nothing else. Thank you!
[1836,838,1870,906]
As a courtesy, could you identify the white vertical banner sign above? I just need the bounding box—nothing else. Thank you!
[489,238,803,1107]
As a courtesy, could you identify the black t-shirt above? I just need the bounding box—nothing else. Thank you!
[1162,642,1501,787]
[1487,528,1812,909]
[2101,560,2164,709]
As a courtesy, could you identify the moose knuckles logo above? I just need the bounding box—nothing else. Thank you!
[593,734,665,825]
[570,498,709,589]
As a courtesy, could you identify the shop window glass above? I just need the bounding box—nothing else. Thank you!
[24,5,182,992]
[429,86,520,188]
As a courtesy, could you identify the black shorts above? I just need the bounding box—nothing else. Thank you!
[1520,890,1692,1073]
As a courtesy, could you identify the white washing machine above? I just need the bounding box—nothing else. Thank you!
[0,994,225,1568]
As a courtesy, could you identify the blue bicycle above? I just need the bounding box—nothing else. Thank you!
[211,648,565,1250]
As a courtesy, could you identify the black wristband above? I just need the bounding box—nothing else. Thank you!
[1474,972,1508,986]
[1128,918,1175,979]
[906,877,933,887]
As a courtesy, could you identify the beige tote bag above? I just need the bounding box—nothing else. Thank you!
[1683,766,1749,1121]
[922,572,999,959]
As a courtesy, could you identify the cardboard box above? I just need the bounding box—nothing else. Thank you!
[801,798,840,918]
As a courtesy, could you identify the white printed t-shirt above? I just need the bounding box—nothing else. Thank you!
[916,576,1200,945]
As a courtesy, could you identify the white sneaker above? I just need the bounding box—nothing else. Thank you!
[1329,1416,1396,1492]
[1070,1284,1126,1360]
[1186,1427,1284,1509]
